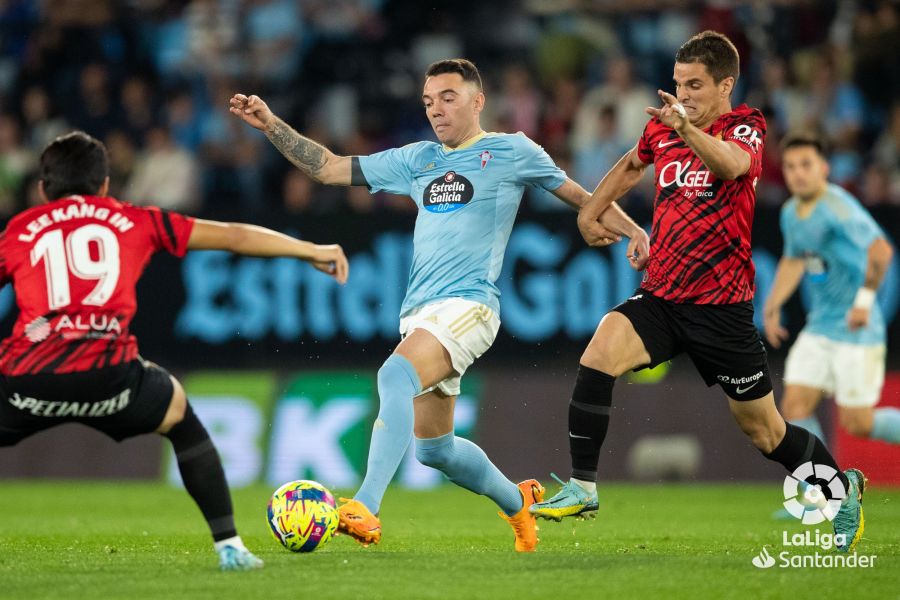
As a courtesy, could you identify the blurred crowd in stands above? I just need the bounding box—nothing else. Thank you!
[1,0,898,218]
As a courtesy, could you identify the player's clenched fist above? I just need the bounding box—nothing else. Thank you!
[762,307,789,348]
[846,306,870,331]
[576,212,619,248]
[229,93,274,131]
[310,244,350,285]
[626,229,650,271]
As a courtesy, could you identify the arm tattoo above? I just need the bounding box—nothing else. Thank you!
[265,117,328,180]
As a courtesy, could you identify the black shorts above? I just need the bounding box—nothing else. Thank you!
[0,358,174,445]
[612,289,773,400]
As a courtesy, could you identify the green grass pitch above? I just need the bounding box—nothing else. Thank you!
[0,481,897,599]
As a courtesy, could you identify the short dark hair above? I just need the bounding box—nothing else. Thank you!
[675,31,740,84]
[781,131,828,157]
[425,58,483,90]
[39,131,109,200]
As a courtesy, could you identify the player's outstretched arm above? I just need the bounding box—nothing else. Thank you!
[847,237,894,330]
[551,178,649,270]
[646,90,750,180]
[577,147,647,247]
[229,94,354,186]
[551,179,621,243]
[762,257,805,347]
[863,237,893,291]
[187,219,349,284]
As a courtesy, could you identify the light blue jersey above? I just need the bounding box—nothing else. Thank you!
[780,183,887,344]
[359,132,566,317]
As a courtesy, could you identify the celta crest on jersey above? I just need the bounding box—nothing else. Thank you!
[480,150,493,169]
[801,251,828,282]
[423,171,474,213]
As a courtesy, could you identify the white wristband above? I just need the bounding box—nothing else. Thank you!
[853,287,876,310]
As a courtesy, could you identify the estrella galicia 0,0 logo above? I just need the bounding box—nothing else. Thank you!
[423,171,474,213]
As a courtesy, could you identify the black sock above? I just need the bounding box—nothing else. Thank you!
[764,422,849,491]
[569,365,615,482]
[166,403,237,542]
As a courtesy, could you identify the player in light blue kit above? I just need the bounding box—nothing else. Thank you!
[764,133,898,459]
[230,59,649,551]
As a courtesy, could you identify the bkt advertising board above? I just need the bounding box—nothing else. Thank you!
[165,370,479,490]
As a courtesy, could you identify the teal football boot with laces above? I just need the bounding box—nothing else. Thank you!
[218,545,264,571]
[833,468,866,553]
[529,473,599,521]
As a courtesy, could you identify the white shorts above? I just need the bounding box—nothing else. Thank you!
[399,298,500,396]
[784,332,886,408]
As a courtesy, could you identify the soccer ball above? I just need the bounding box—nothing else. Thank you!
[267,480,339,552]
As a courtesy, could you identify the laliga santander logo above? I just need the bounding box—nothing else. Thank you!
[751,547,776,569]
[749,462,877,570]
[782,461,846,524]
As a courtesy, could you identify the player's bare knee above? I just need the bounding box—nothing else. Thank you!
[156,377,187,434]
[779,400,808,422]
[580,341,628,377]
[580,351,619,376]
[735,416,779,452]
[844,422,872,438]
[748,427,780,453]
[779,386,822,421]
[413,416,452,440]
[839,411,873,438]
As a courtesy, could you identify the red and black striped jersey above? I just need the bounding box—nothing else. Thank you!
[636,104,766,304]
[0,195,194,376]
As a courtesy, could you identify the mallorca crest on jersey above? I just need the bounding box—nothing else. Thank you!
[423,171,474,213]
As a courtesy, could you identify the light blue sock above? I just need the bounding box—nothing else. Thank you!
[871,408,900,444]
[415,432,523,517]
[354,354,421,514]
[790,416,826,445]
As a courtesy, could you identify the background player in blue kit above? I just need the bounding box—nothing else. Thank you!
[764,133,899,447]
[230,59,649,551]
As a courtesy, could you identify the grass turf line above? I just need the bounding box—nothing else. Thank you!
[0,481,896,599]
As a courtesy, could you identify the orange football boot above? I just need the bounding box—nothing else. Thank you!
[499,479,545,552]
[337,498,382,546]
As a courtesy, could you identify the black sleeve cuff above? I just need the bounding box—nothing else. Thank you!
[350,157,368,187]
